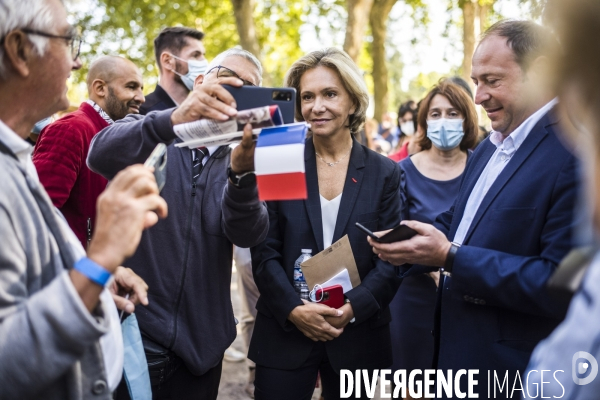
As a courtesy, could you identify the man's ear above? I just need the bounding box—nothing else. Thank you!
[160,51,174,73]
[91,79,107,98]
[193,73,204,89]
[528,56,550,82]
[3,30,36,78]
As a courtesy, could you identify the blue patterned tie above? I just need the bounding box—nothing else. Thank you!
[192,147,208,183]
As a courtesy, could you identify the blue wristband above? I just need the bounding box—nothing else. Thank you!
[74,257,112,286]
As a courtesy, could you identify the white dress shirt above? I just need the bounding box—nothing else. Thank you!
[0,119,123,391]
[453,98,558,244]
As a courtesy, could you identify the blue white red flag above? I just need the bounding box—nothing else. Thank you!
[254,122,309,201]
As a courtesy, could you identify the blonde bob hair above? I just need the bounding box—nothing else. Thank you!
[284,48,369,134]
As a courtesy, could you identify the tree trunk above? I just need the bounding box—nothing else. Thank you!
[369,0,397,123]
[461,0,476,84]
[343,0,374,62]
[231,0,271,84]
[479,2,490,35]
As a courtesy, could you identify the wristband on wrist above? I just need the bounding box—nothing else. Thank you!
[74,257,112,286]
[442,242,461,277]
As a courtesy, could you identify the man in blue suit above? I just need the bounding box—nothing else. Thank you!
[371,20,579,397]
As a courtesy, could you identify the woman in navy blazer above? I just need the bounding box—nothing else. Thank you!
[249,48,402,400]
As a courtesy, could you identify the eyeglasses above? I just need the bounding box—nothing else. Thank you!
[20,28,82,61]
[206,65,256,86]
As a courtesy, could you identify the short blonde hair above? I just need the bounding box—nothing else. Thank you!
[284,48,369,134]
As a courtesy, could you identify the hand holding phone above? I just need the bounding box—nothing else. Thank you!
[355,222,417,243]
[222,84,296,124]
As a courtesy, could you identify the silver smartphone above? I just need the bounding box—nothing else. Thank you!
[144,143,167,192]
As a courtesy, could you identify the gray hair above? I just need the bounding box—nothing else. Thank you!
[0,0,61,79]
[207,47,263,86]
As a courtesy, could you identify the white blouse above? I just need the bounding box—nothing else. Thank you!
[320,193,343,249]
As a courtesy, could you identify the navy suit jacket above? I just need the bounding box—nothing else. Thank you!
[249,137,403,371]
[433,107,578,389]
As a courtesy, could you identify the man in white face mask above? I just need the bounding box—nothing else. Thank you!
[140,27,207,114]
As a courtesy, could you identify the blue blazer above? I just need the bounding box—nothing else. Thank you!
[433,107,579,389]
[249,137,403,371]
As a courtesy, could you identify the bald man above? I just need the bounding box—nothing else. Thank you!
[33,55,145,247]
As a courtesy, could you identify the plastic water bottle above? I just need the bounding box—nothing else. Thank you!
[294,249,312,300]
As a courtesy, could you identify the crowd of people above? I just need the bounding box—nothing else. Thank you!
[1,0,600,399]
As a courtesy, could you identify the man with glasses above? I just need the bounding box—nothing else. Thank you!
[88,48,267,400]
[0,0,168,398]
[140,27,206,114]
[206,64,258,87]
[4,26,83,61]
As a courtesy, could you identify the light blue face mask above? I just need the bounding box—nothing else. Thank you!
[169,53,208,91]
[426,118,465,151]
[121,313,152,399]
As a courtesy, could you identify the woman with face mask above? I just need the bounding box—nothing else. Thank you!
[388,102,418,162]
[388,79,478,381]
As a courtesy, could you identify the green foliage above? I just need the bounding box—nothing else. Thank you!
[72,0,238,91]
[519,0,547,19]
[386,46,405,112]
[305,0,346,46]
[255,0,308,86]
[69,0,524,114]
[70,0,307,92]
[406,71,445,101]
[382,0,428,112]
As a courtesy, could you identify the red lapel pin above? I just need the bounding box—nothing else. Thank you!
[352,178,357,183]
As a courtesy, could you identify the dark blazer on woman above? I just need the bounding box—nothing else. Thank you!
[249,137,403,372]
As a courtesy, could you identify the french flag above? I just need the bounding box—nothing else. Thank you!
[254,122,309,201]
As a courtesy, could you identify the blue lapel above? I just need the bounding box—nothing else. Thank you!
[460,111,557,244]
[303,137,365,251]
[304,139,324,252]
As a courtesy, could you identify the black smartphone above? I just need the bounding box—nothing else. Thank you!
[222,85,296,124]
[144,143,167,192]
[355,222,418,244]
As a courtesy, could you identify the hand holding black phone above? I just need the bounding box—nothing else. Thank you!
[222,84,296,124]
[355,222,417,243]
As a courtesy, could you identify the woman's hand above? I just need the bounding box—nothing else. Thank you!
[324,302,354,329]
[288,300,345,341]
